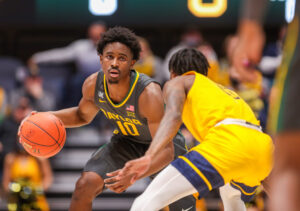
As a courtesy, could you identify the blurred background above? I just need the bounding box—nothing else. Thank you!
[0,0,290,210]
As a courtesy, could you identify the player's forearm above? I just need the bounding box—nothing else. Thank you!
[240,0,268,24]
[146,111,182,158]
[138,143,174,179]
[238,0,268,40]
[51,107,92,128]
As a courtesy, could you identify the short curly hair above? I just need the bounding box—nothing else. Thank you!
[97,26,141,60]
[169,48,210,76]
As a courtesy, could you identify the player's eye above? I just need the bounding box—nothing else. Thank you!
[106,55,113,59]
[119,56,126,61]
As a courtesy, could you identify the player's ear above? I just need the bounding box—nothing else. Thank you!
[131,59,136,68]
[170,70,177,79]
[99,54,103,64]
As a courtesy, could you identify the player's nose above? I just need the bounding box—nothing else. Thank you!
[111,58,119,67]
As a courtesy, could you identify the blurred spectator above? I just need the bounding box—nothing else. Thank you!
[1,96,53,211]
[0,86,8,198]
[162,26,203,83]
[134,37,164,84]
[2,147,52,211]
[217,35,238,87]
[197,42,221,83]
[28,21,106,76]
[0,86,8,125]
[221,35,264,119]
[2,146,52,211]
[0,97,32,179]
[257,26,286,130]
[9,71,56,112]
[0,57,23,93]
[28,21,107,107]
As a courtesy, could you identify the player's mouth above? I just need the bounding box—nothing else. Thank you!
[109,69,120,78]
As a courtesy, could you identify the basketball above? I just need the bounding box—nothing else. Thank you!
[19,112,66,158]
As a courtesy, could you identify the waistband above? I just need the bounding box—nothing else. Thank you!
[215,118,262,132]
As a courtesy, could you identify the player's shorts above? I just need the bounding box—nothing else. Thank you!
[268,15,300,133]
[172,120,274,202]
[84,133,187,180]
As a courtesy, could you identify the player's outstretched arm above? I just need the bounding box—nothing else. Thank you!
[232,0,268,82]
[118,78,187,182]
[136,82,175,178]
[51,73,100,128]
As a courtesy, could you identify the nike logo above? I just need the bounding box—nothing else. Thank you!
[182,206,193,211]
[99,99,106,103]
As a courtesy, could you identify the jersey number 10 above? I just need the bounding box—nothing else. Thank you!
[116,121,140,136]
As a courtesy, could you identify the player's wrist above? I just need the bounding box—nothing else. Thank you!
[145,151,154,159]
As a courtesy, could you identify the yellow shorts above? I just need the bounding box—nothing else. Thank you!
[172,124,273,202]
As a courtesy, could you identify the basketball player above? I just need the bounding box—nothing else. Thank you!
[24,26,196,211]
[116,48,274,211]
[233,0,300,210]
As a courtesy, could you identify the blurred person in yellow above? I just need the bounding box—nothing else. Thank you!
[116,48,273,211]
[220,35,264,119]
[0,86,7,127]
[134,37,164,84]
[2,97,53,211]
[197,42,221,84]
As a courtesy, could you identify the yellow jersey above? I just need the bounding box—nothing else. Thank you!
[182,71,259,142]
[10,155,43,186]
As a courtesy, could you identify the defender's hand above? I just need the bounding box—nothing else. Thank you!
[104,169,135,193]
[232,20,265,82]
[117,155,152,184]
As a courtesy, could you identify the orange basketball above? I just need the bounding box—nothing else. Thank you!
[19,112,66,158]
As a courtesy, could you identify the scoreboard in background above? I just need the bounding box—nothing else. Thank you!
[0,0,287,27]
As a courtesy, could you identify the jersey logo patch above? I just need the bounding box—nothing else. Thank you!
[126,104,135,112]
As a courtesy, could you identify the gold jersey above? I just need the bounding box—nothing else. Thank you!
[182,71,259,142]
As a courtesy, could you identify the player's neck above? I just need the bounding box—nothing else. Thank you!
[106,75,131,104]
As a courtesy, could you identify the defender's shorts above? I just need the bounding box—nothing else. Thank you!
[172,124,274,202]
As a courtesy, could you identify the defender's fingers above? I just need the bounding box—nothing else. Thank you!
[106,169,121,177]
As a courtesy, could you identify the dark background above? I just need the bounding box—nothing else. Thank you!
[0,0,286,61]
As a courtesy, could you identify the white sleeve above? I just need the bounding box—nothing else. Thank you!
[258,55,282,74]
[32,40,85,64]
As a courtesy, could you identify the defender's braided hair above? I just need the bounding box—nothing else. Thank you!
[169,48,210,76]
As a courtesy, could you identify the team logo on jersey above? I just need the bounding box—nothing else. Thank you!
[98,91,104,99]
[127,111,135,118]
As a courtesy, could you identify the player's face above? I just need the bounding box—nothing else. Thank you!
[100,42,136,84]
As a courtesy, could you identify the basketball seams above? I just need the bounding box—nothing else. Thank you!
[21,113,66,158]
[20,133,56,147]
[26,119,61,146]
[38,116,66,157]
[49,116,62,148]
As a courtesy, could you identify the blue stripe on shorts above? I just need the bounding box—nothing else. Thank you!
[171,150,224,199]
[230,180,258,202]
